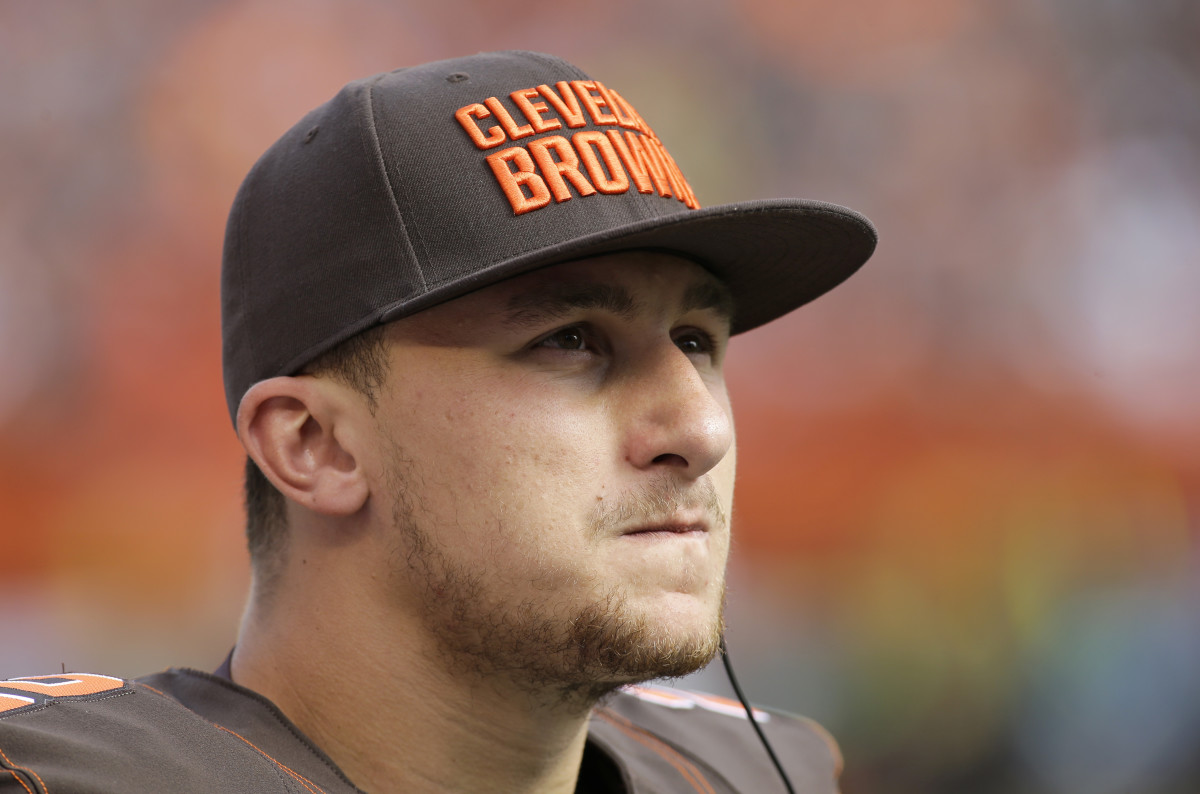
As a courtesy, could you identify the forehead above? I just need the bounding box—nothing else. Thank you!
[397,251,733,335]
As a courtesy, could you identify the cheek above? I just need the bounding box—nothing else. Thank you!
[455,398,599,482]
[395,375,609,542]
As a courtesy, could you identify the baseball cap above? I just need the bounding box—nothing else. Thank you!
[221,50,877,422]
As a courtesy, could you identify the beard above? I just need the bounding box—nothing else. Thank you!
[383,442,728,708]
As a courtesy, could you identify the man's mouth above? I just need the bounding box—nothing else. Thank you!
[622,521,708,539]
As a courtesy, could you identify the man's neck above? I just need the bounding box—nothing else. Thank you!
[231,579,594,794]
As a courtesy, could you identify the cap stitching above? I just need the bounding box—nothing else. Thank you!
[233,176,260,396]
[364,200,874,326]
[518,50,589,81]
[362,78,429,293]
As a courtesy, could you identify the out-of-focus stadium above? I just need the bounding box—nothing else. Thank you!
[2,2,1198,791]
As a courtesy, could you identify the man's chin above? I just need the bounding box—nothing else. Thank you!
[564,593,726,685]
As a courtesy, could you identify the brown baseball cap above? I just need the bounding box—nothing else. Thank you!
[221,50,877,422]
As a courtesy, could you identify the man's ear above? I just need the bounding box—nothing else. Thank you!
[236,377,369,517]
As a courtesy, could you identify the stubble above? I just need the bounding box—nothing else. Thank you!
[383,440,727,708]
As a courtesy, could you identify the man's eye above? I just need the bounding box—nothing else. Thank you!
[538,326,589,351]
[674,329,715,356]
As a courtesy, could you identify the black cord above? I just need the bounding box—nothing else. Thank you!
[719,637,796,794]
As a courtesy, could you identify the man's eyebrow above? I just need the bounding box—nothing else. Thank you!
[681,280,735,321]
[502,283,639,328]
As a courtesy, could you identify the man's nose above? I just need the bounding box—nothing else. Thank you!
[620,344,734,478]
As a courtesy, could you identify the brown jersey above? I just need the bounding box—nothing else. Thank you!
[0,668,840,793]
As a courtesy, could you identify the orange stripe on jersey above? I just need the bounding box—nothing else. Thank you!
[2,770,34,794]
[621,684,697,709]
[136,682,167,698]
[0,742,47,794]
[217,726,328,794]
[596,710,716,794]
[689,691,770,721]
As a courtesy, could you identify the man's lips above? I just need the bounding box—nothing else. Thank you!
[621,521,709,539]
[590,477,726,538]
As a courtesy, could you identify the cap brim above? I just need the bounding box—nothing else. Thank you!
[380,198,877,335]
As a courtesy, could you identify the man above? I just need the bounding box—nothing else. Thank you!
[0,51,875,793]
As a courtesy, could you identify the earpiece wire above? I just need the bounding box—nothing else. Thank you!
[719,637,797,794]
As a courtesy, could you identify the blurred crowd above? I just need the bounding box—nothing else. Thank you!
[2,1,1198,792]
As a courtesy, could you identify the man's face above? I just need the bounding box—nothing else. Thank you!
[365,251,736,699]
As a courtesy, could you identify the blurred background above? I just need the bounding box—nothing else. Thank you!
[2,1,1198,791]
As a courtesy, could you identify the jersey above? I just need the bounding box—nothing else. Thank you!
[0,666,841,793]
